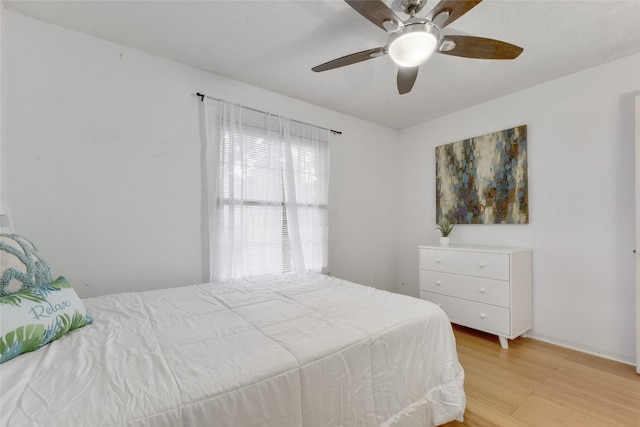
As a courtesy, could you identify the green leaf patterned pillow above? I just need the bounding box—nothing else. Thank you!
[0,276,93,364]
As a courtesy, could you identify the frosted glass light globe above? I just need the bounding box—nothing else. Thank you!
[387,22,439,68]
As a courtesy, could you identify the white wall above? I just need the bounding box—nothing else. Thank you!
[1,4,6,212]
[397,53,640,363]
[3,11,400,297]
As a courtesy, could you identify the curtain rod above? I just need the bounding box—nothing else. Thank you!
[195,92,341,135]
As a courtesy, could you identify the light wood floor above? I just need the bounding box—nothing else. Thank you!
[442,326,640,427]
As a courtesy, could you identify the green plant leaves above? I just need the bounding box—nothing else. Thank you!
[70,311,90,330]
[0,324,47,361]
[0,290,47,307]
[437,219,454,237]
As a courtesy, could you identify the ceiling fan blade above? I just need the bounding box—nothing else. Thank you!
[426,0,482,28]
[312,47,386,72]
[439,35,523,59]
[344,0,403,32]
[397,66,419,94]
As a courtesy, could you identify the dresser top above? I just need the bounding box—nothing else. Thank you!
[419,244,530,254]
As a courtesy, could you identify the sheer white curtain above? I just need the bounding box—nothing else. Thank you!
[284,121,330,273]
[204,98,329,282]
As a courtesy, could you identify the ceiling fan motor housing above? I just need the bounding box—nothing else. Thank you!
[401,0,428,15]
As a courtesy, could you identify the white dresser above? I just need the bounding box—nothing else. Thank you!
[419,245,532,349]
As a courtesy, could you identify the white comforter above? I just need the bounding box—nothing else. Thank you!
[0,272,465,426]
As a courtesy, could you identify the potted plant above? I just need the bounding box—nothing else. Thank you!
[436,218,454,246]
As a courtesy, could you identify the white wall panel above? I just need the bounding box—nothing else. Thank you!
[398,53,640,363]
[3,11,400,297]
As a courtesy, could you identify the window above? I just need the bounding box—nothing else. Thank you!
[206,102,329,281]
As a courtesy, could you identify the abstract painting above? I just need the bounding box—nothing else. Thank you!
[436,125,528,224]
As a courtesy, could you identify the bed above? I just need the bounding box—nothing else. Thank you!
[0,272,465,426]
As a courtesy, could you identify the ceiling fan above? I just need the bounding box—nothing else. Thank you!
[312,0,523,94]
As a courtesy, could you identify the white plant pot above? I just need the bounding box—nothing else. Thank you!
[439,237,450,246]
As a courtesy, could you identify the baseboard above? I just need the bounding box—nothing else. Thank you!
[528,332,635,366]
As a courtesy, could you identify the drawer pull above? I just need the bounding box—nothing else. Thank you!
[436,280,442,286]
[480,313,486,319]
[479,262,486,268]
[479,287,486,294]
[436,258,442,264]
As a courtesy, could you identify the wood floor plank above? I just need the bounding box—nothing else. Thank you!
[559,358,640,391]
[552,365,640,403]
[511,394,615,427]
[533,380,640,425]
[461,377,522,415]
[566,351,640,379]
[445,395,533,427]
[456,342,559,384]
[462,358,536,396]
[439,326,640,426]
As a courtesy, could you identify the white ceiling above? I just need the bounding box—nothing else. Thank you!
[4,0,640,129]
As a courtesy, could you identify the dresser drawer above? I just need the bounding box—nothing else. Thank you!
[419,248,510,281]
[420,291,511,335]
[419,270,510,308]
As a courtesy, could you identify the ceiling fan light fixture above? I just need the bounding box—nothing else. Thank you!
[387,23,439,68]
